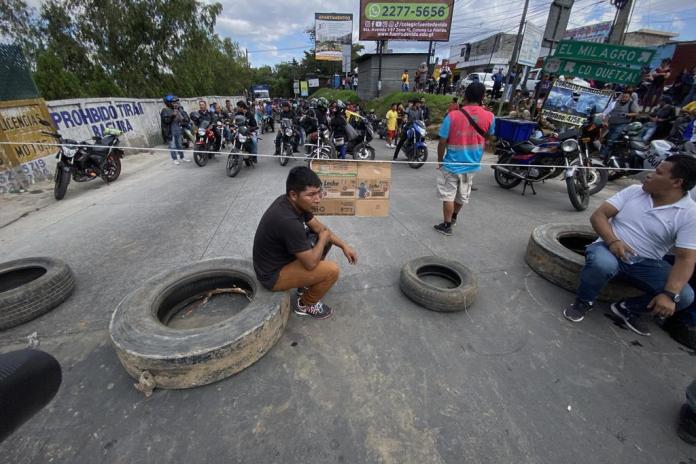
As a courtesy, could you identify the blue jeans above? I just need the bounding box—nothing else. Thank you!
[577,242,695,321]
[249,134,258,154]
[168,133,184,160]
[601,123,627,156]
[641,122,657,142]
[402,83,409,92]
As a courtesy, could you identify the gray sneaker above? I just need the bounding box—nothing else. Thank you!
[610,301,651,336]
[563,299,593,322]
[294,297,332,320]
[433,222,452,236]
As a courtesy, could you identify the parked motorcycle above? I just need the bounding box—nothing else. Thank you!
[347,116,376,161]
[39,120,123,200]
[278,118,296,166]
[398,121,428,169]
[193,120,225,167]
[305,124,335,161]
[605,138,687,181]
[262,114,274,133]
[226,115,258,178]
[493,129,606,210]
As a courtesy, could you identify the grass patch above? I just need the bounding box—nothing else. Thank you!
[310,88,361,104]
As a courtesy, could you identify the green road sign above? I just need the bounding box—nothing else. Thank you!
[543,57,641,85]
[554,40,654,67]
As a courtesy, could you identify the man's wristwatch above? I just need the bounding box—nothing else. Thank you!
[661,290,680,303]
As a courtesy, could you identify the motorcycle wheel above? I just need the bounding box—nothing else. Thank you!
[493,157,522,189]
[279,144,291,166]
[226,153,241,178]
[352,143,376,161]
[409,147,427,169]
[570,158,607,195]
[193,149,208,167]
[566,169,590,211]
[54,165,71,200]
[607,170,623,181]
[102,155,122,183]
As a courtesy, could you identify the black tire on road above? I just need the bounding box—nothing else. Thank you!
[102,155,122,183]
[408,146,427,169]
[565,169,590,211]
[193,149,208,167]
[279,144,291,166]
[54,166,71,200]
[493,155,522,189]
[525,223,641,302]
[0,257,75,330]
[570,158,607,195]
[352,143,376,161]
[226,153,241,178]
[399,256,478,312]
[109,258,290,390]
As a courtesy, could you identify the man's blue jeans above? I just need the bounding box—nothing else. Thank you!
[577,242,695,322]
[402,83,409,92]
[601,123,627,157]
[168,133,184,160]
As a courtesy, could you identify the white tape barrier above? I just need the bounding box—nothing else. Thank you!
[0,141,657,172]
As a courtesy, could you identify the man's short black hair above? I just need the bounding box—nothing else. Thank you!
[465,82,486,104]
[286,166,322,195]
[452,97,458,103]
[665,155,696,193]
[237,101,248,109]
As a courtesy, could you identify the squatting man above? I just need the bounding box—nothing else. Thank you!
[253,167,358,319]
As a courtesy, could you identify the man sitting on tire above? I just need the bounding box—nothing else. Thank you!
[563,155,696,346]
[253,166,358,319]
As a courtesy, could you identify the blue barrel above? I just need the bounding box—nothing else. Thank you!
[494,118,538,143]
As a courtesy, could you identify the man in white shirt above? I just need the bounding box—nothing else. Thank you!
[563,155,696,346]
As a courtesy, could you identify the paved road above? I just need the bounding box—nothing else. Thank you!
[0,136,693,463]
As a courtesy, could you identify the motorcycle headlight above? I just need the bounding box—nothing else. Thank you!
[237,135,247,143]
[561,139,579,153]
[63,147,77,158]
[285,129,293,137]
[198,129,206,135]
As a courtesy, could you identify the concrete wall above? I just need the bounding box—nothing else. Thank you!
[0,95,243,194]
[357,54,429,100]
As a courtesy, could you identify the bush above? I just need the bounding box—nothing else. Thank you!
[365,92,454,124]
[310,88,361,104]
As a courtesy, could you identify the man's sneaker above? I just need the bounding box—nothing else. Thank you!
[173,160,180,165]
[433,222,452,236]
[677,404,696,445]
[563,299,593,322]
[294,298,332,319]
[450,215,457,226]
[611,301,651,336]
[662,316,696,350]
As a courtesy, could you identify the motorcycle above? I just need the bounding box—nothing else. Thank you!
[278,118,296,166]
[262,114,274,133]
[347,116,376,161]
[399,120,428,169]
[493,129,607,210]
[305,124,335,161]
[193,120,225,167]
[226,115,258,178]
[39,120,123,200]
[605,138,686,180]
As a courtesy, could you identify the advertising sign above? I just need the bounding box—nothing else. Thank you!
[541,80,612,126]
[315,13,353,62]
[293,81,300,95]
[563,21,612,43]
[553,40,655,67]
[359,0,454,41]
[543,57,642,85]
[308,78,320,88]
[300,81,309,97]
[518,22,543,67]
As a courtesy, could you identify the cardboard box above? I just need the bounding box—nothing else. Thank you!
[310,160,357,176]
[355,199,389,217]
[312,198,356,216]
[321,176,358,198]
[356,162,391,199]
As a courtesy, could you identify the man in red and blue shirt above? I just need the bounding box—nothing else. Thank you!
[435,82,495,236]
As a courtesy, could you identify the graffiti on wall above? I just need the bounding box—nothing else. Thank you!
[50,101,143,137]
[0,98,57,193]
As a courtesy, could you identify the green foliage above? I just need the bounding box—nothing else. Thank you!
[365,92,454,123]
[309,89,361,104]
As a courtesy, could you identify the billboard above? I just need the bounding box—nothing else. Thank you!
[315,13,353,62]
[563,21,612,43]
[518,22,543,67]
[359,0,454,42]
[541,80,612,126]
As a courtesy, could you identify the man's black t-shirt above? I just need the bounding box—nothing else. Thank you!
[253,195,313,289]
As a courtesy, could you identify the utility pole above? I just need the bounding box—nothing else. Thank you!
[376,41,384,98]
[607,0,635,45]
[497,0,530,115]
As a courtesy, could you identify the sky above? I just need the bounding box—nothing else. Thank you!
[212,0,696,67]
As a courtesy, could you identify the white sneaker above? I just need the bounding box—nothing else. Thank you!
[386,142,392,148]
[173,160,180,165]
[182,158,191,162]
